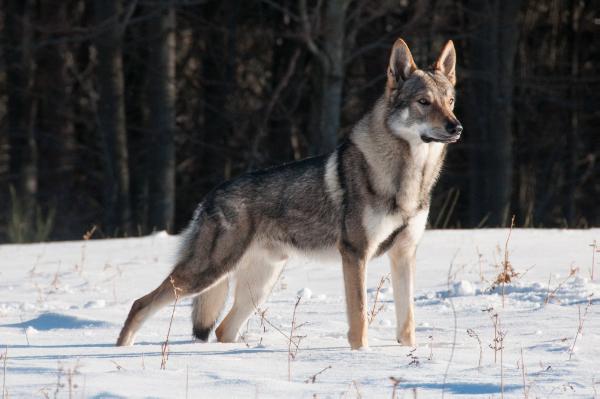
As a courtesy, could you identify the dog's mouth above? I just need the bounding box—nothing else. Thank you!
[420,133,461,144]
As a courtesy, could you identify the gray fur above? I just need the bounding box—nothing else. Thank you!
[116,38,461,349]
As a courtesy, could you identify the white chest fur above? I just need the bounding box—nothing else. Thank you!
[363,206,402,259]
[362,206,429,259]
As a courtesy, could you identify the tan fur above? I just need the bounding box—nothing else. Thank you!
[341,253,368,349]
[116,38,460,350]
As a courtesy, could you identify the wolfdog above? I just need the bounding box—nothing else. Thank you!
[117,38,461,349]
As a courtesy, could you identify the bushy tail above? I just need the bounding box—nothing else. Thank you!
[191,277,229,341]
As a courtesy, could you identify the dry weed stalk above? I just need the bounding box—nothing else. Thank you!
[442,252,459,399]
[248,285,306,367]
[568,294,593,360]
[590,240,598,280]
[2,347,7,399]
[304,365,332,384]
[406,347,420,367]
[20,316,30,346]
[466,328,482,370]
[519,347,529,399]
[76,225,97,274]
[111,360,125,371]
[288,295,307,381]
[51,262,62,291]
[483,307,505,397]
[349,380,362,398]
[486,308,505,364]
[185,365,189,399]
[160,276,182,370]
[247,285,306,381]
[389,377,403,399]
[427,335,434,361]
[368,274,390,325]
[53,361,81,399]
[544,267,579,305]
[496,215,517,308]
[476,246,486,283]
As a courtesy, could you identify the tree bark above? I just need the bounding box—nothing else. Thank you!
[466,0,522,226]
[36,0,77,238]
[4,0,37,238]
[146,1,176,232]
[307,0,350,156]
[200,0,239,183]
[94,0,132,235]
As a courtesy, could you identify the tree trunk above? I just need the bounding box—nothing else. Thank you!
[94,0,132,235]
[200,0,239,183]
[309,0,349,156]
[36,0,77,239]
[146,1,176,232]
[466,0,522,226]
[4,0,37,240]
[566,0,584,226]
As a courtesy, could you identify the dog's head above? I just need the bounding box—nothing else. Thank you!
[384,39,462,144]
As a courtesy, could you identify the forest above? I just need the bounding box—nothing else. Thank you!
[0,0,598,243]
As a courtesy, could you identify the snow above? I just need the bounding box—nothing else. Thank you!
[1,229,599,398]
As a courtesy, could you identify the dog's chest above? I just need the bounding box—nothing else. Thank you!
[396,143,445,206]
[362,206,429,258]
[362,207,405,257]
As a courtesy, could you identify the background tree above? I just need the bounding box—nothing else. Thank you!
[146,0,177,232]
[94,0,132,235]
[0,0,597,243]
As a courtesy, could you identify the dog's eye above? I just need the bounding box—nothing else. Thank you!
[449,98,455,105]
[418,99,430,106]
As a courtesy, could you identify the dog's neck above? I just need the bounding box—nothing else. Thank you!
[350,97,446,212]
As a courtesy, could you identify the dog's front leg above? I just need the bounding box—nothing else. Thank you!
[388,244,416,346]
[340,248,368,349]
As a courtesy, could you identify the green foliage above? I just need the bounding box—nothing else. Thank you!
[7,185,55,243]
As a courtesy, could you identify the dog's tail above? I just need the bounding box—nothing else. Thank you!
[191,278,229,340]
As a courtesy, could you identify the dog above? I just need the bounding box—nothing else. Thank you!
[116,38,461,350]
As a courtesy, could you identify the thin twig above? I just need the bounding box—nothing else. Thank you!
[590,240,597,280]
[501,216,516,308]
[466,328,482,371]
[304,365,331,384]
[288,295,305,382]
[544,267,579,305]
[368,274,390,325]
[568,294,593,360]
[520,347,528,399]
[390,377,402,399]
[185,365,189,399]
[2,347,7,399]
[248,285,295,346]
[442,251,459,399]
[161,276,182,370]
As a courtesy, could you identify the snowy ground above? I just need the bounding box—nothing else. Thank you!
[1,229,599,398]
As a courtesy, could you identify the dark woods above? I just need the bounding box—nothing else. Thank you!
[0,0,598,243]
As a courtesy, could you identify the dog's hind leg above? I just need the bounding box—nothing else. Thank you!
[116,258,230,346]
[215,245,286,343]
[191,277,229,341]
[117,207,253,347]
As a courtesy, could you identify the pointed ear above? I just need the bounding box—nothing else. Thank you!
[387,38,417,89]
[435,40,456,85]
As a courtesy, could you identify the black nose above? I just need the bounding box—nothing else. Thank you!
[446,122,463,135]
